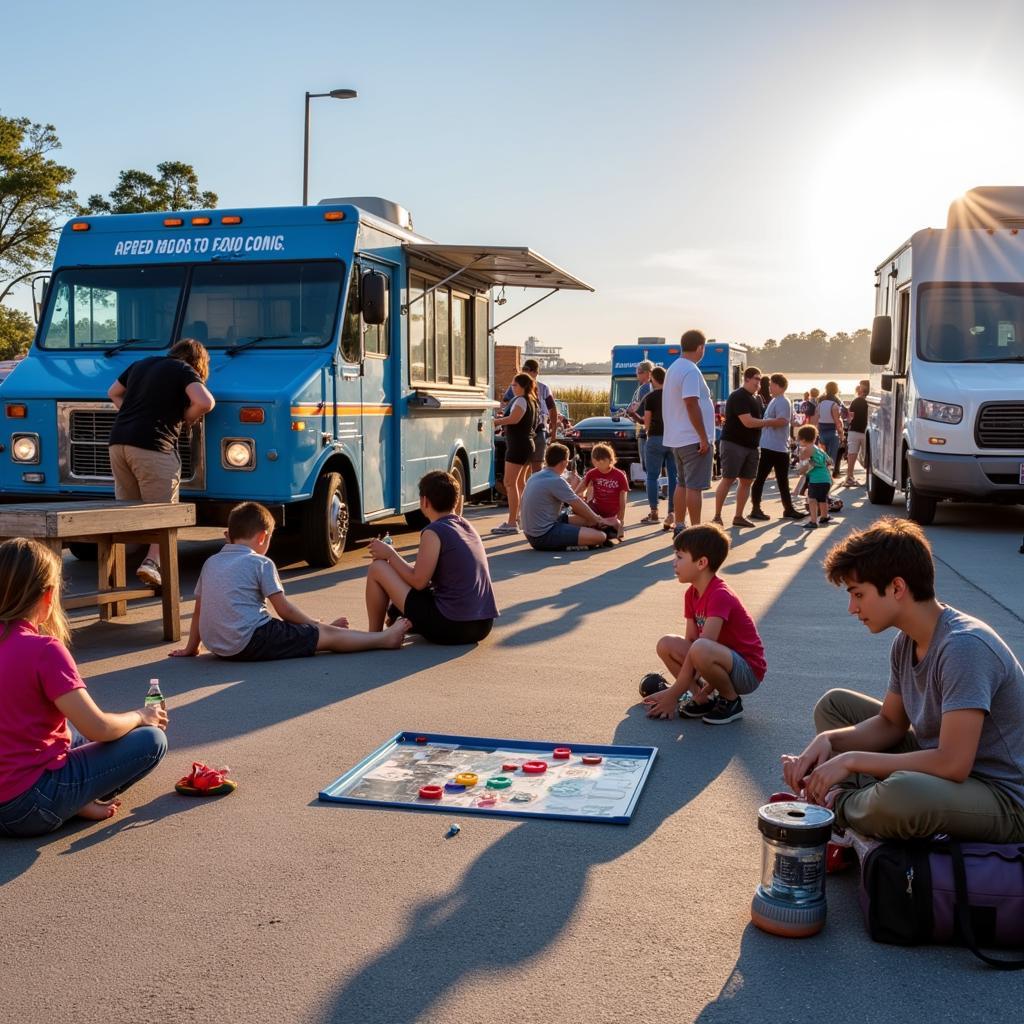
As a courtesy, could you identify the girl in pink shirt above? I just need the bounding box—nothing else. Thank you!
[0,539,168,838]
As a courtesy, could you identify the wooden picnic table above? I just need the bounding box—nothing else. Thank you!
[0,501,196,641]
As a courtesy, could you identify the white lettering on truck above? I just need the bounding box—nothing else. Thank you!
[113,233,285,257]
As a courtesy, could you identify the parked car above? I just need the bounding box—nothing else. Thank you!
[567,415,642,479]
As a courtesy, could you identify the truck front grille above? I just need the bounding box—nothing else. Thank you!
[65,406,197,481]
[975,402,1024,449]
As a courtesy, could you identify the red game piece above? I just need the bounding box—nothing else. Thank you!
[502,763,520,773]
[419,785,443,800]
[553,747,571,759]
[522,761,548,774]
[582,755,603,765]
[415,736,429,744]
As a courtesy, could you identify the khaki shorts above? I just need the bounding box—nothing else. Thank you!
[846,430,865,457]
[109,444,181,503]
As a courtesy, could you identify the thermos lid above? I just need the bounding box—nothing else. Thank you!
[757,801,834,845]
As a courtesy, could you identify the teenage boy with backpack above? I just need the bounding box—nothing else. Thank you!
[781,517,1024,841]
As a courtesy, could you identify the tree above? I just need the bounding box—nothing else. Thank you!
[85,161,217,214]
[0,113,78,286]
[0,304,34,360]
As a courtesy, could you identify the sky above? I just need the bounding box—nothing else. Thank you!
[4,0,1024,361]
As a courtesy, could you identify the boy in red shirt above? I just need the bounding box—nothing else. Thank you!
[576,443,628,540]
[643,524,766,724]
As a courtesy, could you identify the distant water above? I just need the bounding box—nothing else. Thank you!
[541,371,865,398]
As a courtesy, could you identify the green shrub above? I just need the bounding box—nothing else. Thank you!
[552,386,609,422]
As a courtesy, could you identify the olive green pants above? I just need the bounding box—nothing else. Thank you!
[813,688,1024,842]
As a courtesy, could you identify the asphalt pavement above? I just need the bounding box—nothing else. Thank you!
[2,482,1023,1023]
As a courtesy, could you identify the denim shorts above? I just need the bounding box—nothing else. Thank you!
[672,443,713,490]
[527,516,583,551]
[729,651,762,695]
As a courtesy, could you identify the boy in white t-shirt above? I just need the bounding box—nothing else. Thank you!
[662,329,716,529]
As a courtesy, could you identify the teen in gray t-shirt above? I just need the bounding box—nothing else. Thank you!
[890,605,1024,806]
[519,468,580,538]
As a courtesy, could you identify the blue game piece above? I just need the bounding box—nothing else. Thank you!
[446,823,461,838]
[444,782,467,793]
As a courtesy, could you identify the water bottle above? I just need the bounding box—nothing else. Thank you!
[145,678,166,711]
[382,532,394,547]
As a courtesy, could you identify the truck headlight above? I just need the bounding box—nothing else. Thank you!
[916,398,962,424]
[11,433,40,464]
[222,438,255,470]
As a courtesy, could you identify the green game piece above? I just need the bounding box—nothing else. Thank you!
[486,776,512,789]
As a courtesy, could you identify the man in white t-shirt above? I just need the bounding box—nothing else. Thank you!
[663,329,715,527]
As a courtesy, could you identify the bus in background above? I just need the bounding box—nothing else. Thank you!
[866,185,1024,525]
[0,197,592,565]
[609,338,746,413]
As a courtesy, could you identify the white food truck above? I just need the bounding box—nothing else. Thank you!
[866,186,1024,524]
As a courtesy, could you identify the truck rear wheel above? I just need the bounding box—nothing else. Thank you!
[865,443,895,505]
[905,477,937,526]
[304,471,350,567]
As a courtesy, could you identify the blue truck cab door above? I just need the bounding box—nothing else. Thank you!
[337,257,395,518]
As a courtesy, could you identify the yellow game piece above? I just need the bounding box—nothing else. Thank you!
[454,772,479,787]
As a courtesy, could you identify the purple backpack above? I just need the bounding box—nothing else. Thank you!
[861,840,1024,969]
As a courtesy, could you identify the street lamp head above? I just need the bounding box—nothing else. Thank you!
[329,89,357,100]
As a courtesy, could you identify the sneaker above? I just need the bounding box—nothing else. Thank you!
[781,507,808,520]
[732,515,755,528]
[702,696,744,724]
[680,695,717,718]
[136,558,162,587]
[748,509,771,521]
[490,522,519,535]
[818,516,835,525]
[802,521,818,530]
[711,515,724,526]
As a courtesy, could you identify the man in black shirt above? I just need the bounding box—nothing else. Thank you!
[712,367,788,527]
[844,381,870,485]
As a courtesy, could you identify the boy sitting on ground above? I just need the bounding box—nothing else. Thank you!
[781,517,1024,841]
[170,501,409,661]
[519,443,619,551]
[644,524,767,724]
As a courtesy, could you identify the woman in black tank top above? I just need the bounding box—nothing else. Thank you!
[492,373,538,533]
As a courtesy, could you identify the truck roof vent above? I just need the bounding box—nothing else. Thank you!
[947,187,1024,229]
[317,196,413,231]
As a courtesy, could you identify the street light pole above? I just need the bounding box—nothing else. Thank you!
[302,88,357,206]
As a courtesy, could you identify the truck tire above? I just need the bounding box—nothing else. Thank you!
[865,442,895,505]
[303,471,350,567]
[905,477,937,526]
[449,456,467,500]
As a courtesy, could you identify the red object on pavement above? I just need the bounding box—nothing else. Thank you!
[175,762,236,797]
[522,761,548,774]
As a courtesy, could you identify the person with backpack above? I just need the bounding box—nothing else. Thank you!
[780,517,1024,842]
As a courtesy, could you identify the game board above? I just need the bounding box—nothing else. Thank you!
[318,731,658,825]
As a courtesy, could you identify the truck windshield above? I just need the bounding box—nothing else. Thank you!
[180,261,344,349]
[610,377,641,409]
[919,283,1024,362]
[38,266,186,350]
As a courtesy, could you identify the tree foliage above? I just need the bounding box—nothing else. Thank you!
[752,328,871,372]
[0,114,78,284]
[85,161,217,214]
[0,304,34,360]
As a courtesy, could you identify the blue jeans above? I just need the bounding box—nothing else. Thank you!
[819,426,840,468]
[645,435,677,510]
[0,726,167,837]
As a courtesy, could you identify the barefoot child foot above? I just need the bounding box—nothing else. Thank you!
[77,797,122,822]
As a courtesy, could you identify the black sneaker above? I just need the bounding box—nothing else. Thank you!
[680,694,717,718]
[748,509,771,521]
[802,521,818,529]
[702,697,743,724]
[781,507,808,519]
[638,672,669,699]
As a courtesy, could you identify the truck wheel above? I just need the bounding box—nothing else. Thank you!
[865,443,895,505]
[905,477,937,526]
[449,456,467,500]
[304,471,350,567]
[67,543,98,561]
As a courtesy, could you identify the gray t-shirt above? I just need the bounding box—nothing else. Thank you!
[195,543,284,656]
[760,395,792,453]
[889,605,1024,807]
[520,468,580,538]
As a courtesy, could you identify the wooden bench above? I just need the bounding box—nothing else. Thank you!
[0,501,197,641]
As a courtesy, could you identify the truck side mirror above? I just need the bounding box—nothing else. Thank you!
[360,270,387,326]
[31,275,50,324]
[870,315,892,365]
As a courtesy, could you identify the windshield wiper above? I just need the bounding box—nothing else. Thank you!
[225,335,290,357]
[104,338,154,358]
[984,354,1024,362]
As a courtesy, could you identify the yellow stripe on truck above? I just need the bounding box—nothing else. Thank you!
[289,404,393,416]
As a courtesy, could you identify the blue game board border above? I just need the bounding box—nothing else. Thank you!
[318,731,659,825]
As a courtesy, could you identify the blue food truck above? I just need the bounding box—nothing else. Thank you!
[0,197,591,564]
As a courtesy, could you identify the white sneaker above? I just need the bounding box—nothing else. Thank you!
[490,522,519,535]
[136,558,162,587]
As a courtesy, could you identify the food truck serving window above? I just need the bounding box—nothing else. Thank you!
[181,261,345,350]
[39,266,186,350]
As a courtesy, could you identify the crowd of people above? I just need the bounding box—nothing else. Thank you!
[2,331,1023,863]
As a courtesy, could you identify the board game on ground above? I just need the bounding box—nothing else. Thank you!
[318,732,658,824]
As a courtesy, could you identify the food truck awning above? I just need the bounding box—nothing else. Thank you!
[403,244,594,292]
